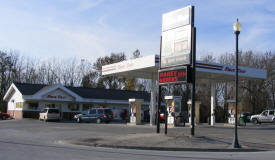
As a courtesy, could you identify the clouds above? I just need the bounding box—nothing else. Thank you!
[74,0,104,12]
[0,0,274,63]
[44,20,158,62]
[194,0,275,57]
[46,27,105,60]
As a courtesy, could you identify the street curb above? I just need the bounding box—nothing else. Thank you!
[59,140,266,152]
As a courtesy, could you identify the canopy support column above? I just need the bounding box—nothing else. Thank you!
[211,82,216,126]
[150,74,156,125]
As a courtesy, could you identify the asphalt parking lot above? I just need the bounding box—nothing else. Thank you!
[0,119,155,145]
[1,119,275,150]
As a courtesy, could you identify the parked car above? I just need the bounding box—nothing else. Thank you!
[39,108,60,121]
[250,109,275,124]
[160,113,165,121]
[154,111,165,123]
[0,112,11,120]
[158,105,166,123]
[74,108,113,123]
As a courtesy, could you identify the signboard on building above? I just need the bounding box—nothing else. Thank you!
[161,6,193,69]
[42,89,74,101]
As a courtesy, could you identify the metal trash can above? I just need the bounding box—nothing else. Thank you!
[174,115,186,127]
[239,117,246,126]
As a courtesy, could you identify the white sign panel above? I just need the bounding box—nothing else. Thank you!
[161,6,193,68]
[161,25,191,68]
[102,55,158,78]
[162,6,191,32]
[196,61,267,79]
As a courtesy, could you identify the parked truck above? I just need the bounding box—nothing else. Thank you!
[250,109,275,124]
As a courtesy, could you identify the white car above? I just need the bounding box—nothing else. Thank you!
[39,108,60,121]
[250,109,275,124]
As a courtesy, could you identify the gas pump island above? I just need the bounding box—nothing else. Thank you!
[164,96,182,127]
[129,99,144,125]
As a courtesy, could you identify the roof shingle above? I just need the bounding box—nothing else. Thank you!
[14,83,150,102]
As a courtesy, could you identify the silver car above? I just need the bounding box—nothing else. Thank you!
[250,109,275,124]
[39,108,60,121]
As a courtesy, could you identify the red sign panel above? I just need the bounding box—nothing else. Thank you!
[159,67,191,85]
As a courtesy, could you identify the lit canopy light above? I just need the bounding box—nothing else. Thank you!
[233,19,242,33]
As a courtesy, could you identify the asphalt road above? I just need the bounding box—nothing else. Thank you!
[1,138,275,160]
[1,119,275,160]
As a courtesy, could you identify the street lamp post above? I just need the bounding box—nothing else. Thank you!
[232,19,241,148]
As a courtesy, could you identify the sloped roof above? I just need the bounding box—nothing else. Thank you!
[14,83,47,95]
[13,83,150,101]
[66,86,150,101]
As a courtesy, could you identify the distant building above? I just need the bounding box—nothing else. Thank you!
[3,83,150,120]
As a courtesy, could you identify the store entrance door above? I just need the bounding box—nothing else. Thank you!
[56,103,62,119]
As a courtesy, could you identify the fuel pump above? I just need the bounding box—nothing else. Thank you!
[164,96,182,126]
[128,99,143,125]
[227,100,242,125]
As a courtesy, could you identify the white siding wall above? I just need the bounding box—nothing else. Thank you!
[7,90,24,111]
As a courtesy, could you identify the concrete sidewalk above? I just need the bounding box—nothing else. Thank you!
[61,123,273,152]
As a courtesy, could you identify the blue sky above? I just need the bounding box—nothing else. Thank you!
[0,0,274,62]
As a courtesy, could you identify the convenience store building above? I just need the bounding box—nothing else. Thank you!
[3,83,150,120]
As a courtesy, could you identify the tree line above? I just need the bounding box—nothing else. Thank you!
[0,49,147,112]
[1,49,274,123]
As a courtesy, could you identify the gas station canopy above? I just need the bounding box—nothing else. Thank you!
[102,54,267,126]
[102,54,267,81]
[102,55,159,79]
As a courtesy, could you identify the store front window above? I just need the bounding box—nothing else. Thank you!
[83,104,93,111]
[16,102,23,108]
[25,103,39,110]
[45,104,55,108]
[68,103,79,111]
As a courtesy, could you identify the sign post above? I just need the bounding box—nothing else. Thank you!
[191,26,196,136]
[157,37,162,133]
[157,5,196,136]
